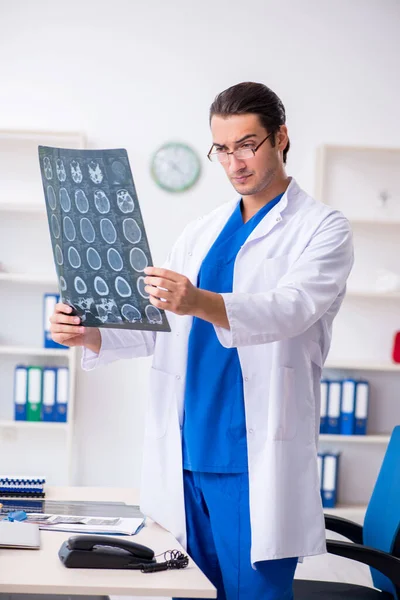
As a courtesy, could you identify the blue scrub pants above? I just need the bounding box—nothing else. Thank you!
[175,470,298,600]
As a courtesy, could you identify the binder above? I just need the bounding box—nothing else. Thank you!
[327,381,342,434]
[340,379,357,435]
[55,367,69,423]
[42,368,57,422]
[320,380,329,434]
[43,293,66,349]
[354,381,369,435]
[26,367,43,422]
[0,477,46,498]
[14,365,28,421]
[321,453,340,508]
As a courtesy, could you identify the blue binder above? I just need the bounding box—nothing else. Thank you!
[354,380,369,435]
[327,381,342,434]
[55,367,69,423]
[42,367,57,422]
[43,294,66,349]
[320,380,329,434]
[340,379,357,435]
[14,365,28,421]
[321,453,340,508]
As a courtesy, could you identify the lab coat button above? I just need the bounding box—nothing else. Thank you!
[248,428,254,434]
[176,375,181,380]
[188,252,193,256]
[244,377,249,382]
[276,217,281,222]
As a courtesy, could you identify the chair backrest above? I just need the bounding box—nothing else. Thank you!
[363,425,400,599]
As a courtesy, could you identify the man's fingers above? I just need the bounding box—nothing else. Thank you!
[144,267,179,282]
[51,324,85,335]
[55,302,73,314]
[144,276,176,291]
[53,333,81,345]
[50,312,81,326]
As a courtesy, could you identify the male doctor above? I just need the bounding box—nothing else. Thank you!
[50,82,354,600]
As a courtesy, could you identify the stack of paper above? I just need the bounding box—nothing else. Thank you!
[26,513,145,536]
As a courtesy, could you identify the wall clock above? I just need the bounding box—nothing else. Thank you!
[151,142,201,193]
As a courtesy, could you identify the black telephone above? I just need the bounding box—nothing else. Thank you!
[59,535,156,569]
[59,534,189,572]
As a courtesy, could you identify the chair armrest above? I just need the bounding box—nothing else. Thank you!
[324,514,363,544]
[327,540,400,592]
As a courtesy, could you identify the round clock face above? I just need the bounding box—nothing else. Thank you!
[151,142,201,193]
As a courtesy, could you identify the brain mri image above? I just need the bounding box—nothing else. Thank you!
[70,160,83,183]
[39,146,170,332]
[56,159,67,182]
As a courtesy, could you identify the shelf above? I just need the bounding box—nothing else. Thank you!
[0,273,57,285]
[0,420,68,430]
[324,505,367,517]
[0,203,46,214]
[0,346,70,357]
[349,218,400,226]
[319,434,390,444]
[346,290,400,300]
[324,360,400,372]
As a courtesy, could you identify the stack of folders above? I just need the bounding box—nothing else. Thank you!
[318,453,340,508]
[320,378,369,435]
[14,365,69,423]
[43,293,67,349]
[0,476,46,498]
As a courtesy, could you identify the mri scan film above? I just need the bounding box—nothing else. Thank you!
[39,146,170,332]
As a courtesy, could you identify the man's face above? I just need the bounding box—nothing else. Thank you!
[210,113,285,196]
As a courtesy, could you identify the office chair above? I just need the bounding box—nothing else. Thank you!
[294,425,400,599]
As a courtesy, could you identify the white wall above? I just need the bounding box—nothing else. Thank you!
[1,0,399,490]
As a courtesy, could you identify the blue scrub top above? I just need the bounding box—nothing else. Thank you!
[182,193,284,473]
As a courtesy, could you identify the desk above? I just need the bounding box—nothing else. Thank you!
[0,487,216,599]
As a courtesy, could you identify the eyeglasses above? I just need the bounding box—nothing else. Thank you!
[207,132,274,163]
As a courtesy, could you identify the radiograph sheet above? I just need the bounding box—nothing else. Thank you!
[38,146,170,332]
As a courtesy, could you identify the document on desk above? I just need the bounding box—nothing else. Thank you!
[0,521,41,549]
[25,513,145,536]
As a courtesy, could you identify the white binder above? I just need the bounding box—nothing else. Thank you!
[55,367,69,422]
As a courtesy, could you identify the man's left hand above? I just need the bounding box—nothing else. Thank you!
[143,267,200,316]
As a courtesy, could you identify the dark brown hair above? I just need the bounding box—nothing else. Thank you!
[209,82,290,164]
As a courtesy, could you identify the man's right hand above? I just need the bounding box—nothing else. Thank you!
[49,303,101,354]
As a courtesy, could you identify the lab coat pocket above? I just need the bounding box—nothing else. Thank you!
[145,367,176,439]
[263,255,290,289]
[268,366,297,441]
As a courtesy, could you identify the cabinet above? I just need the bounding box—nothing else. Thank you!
[0,130,85,485]
[316,144,400,517]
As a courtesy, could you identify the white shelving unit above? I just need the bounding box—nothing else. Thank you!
[324,505,367,522]
[316,143,400,509]
[320,434,390,444]
[0,273,57,285]
[324,360,400,372]
[0,129,85,485]
[0,346,70,357]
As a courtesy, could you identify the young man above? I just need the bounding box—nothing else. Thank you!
[50,82,354,599]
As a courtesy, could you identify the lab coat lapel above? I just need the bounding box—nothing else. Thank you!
[185,199,239,285]
[240,178,297,248]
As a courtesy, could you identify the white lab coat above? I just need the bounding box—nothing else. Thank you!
[82,178,354,564]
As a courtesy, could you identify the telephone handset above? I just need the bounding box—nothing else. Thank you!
[59,534,189,572]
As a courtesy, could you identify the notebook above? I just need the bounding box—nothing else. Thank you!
[0,521,40,549]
